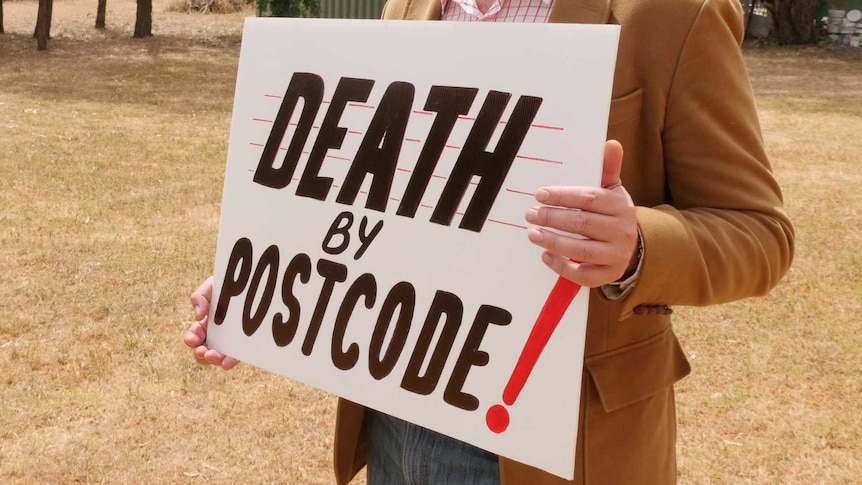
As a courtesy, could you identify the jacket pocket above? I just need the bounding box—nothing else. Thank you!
[608,88,644,127]
[584,326,690,412]
[580,327,689,483]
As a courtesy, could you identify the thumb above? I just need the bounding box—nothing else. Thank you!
[190,276,214,321]
[601,140,624,189]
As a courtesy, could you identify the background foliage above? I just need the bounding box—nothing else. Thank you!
[257,0,320,18]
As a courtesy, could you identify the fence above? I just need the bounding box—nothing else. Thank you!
[318,0,387,19]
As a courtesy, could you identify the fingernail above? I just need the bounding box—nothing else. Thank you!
[525,207,538,223]
[535,189,550,203]
[528,228,543,243]
[541,252,553,265]
[193,305,201,317]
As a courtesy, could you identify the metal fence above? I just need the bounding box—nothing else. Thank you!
[318,0,388,19]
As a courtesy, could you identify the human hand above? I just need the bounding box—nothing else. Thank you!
[183,276,239,370]
[525,140,639,288]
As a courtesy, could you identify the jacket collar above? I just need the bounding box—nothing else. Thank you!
[396,0,612,23]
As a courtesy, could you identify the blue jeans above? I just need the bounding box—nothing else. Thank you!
[365,409,502,485]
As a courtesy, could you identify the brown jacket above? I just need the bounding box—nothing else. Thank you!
[333,0,795,483]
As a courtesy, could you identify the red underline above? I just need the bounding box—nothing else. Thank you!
[489,219,528,230]
[517,155,563,165]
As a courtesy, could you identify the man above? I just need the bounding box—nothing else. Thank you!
[185,0,794,483]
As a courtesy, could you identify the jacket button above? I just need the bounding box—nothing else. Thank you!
[633,305,673,316]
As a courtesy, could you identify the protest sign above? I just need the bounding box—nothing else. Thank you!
[208,17,619,479]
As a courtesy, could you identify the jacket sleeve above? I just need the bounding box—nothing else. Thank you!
[615,0,795,318]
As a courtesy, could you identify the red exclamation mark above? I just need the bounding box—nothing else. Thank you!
[486,276,582,433]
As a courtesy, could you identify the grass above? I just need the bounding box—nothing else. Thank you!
[673,46,862,483]
[1,1,861,483]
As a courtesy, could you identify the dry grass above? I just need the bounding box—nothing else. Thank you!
[673,45,862,483]
[1,2,860,483]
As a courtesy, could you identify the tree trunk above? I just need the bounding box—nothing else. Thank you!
[35,0,53,50]
[770,0,820,45]
[133,0,152,38]
[34,0,53,36]
[96,0,107,29]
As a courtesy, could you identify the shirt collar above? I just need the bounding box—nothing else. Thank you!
[441,0,551,20]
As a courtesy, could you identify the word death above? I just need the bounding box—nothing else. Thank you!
[254,73,543,232]
[214,237,513,411]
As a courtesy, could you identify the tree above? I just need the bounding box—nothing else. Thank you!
[133,0,152,38]
[764,0,821,44]
[96,0,107,29]
[257,0,320,18]
[35,0,53,50]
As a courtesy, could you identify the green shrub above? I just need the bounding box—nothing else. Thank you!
[257,0,320,17]
[168,0,254,14]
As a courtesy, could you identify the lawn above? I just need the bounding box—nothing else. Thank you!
[1,1,860,483]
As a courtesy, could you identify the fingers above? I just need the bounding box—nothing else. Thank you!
[193,345,210,365]
[186,276,239,370]
[525,201,629,241]
[220,356,239,370]
[183,319,207,349]
[195,346,239,370]
[527,139,638,287]
[539,252,631,289]
[190,276,214,322]
[533,184,630,215]
[527,226,636,267]
[190,339,239,370]
[526,184,637,251]
[526,199,638,286]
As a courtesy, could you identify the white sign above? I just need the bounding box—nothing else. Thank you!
[209,18,619,479]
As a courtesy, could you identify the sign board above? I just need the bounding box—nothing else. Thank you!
[208,17,619,479]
